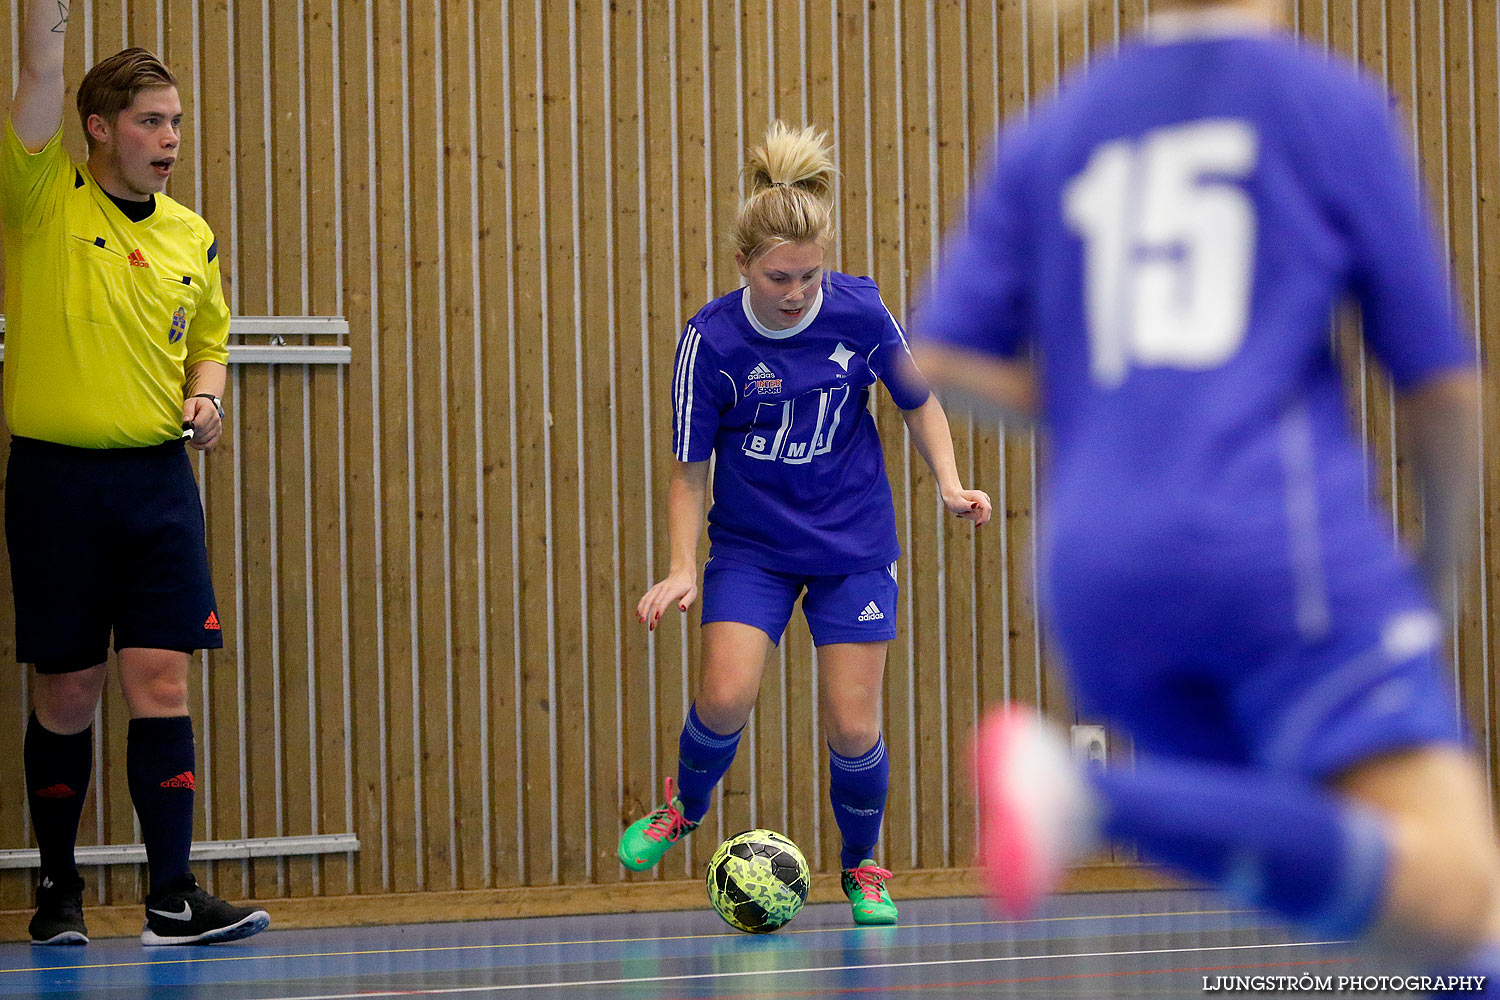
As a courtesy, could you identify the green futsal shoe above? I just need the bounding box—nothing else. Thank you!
[617,777,700,872]
[842,860,898,925]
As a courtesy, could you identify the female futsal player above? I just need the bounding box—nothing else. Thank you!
[914,0,1500,986]
[620,121,991,926]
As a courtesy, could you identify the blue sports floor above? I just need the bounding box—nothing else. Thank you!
[0,889,1412,998]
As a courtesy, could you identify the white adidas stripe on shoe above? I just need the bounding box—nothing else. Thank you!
[971,704,1099,917]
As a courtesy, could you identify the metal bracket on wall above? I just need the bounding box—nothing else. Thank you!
[0,833,359,869]
[0,315,352,365]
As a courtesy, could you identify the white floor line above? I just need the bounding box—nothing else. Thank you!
[250,939,1342,999]
[0,907,1255,975]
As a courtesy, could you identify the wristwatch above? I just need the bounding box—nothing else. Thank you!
[191,393,224,418]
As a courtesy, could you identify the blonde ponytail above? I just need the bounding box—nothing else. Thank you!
[733,121,838,263]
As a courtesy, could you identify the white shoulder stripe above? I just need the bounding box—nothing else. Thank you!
[673,327,693,458]
[675,326,703,460]
[681,332,702,460]
[672,329,687,456]
[673,326,698,459]
[879,296,913,353]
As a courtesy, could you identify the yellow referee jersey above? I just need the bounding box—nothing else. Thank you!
[0,123,230,448]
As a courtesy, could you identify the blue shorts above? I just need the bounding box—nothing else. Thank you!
[1050,572,1466,781]
[6,437,223,672]
[1042,494,1470,782]
[700,555,899,646]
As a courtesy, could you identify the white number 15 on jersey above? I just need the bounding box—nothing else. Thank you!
[1065,119,1259,388]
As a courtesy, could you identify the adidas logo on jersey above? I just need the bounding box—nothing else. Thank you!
[746,362,782,395]
[128,249,150,268]
[857,601,884,622]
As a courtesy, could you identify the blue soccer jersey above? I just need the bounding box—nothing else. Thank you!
[919,26,1475,655]
[673,271,931,575]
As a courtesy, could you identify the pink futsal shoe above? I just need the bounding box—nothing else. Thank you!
[971,704,1098,917]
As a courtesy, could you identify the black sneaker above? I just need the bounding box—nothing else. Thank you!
[30,874,89,945]
[140,875,270,946]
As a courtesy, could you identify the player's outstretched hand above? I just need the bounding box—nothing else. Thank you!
[637,568,699,631]
[182,395,222,451]
[943,488,992,525]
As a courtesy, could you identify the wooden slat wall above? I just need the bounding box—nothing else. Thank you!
[0,0,1494,917]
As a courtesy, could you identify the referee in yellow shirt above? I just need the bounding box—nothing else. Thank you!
[5,1,268,946]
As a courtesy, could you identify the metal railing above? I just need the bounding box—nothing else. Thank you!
[0,315,352,365]
[0,834,359,870]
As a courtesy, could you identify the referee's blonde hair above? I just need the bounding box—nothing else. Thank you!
[733,122,837,264]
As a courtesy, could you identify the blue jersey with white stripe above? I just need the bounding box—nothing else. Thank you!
[673,271,930,575]
[919,25,1475,643]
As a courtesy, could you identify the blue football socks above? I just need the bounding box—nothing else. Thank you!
[1095,758,1389,935]
[675,703,744,823]
[830,735,890,870]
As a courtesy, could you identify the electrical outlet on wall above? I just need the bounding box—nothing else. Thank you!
[1071,724,1107,772]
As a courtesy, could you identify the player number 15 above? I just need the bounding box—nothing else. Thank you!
[1064,118,1259,388]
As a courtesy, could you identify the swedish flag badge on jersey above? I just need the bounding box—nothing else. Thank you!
[168,306,187,344]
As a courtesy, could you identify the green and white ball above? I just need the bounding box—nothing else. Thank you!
[705,829,811,934]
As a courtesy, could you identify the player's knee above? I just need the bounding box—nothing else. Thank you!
[693,689,752,735]
[1415,873,1500,955]
[1391,818,1500,952]
[825,721,879,759]
[1434,852,1500,943]
[130,675,190,716]
[37,672,100,709]
[33,669,105,732]
[119,651,192,716]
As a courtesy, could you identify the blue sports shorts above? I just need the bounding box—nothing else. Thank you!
[1047,545,1466,781]
[1044,491,1464,779]
[699,554,899,646]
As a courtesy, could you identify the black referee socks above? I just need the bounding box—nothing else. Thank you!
[24,713,93,886]
[126,715,197,898]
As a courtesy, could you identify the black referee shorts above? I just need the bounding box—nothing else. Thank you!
[5,436,223,673]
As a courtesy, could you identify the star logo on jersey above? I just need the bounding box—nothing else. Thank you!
[746,361,782,395]
[168,306,187,344]
[829,342,855,372]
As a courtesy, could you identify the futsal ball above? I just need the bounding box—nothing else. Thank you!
[705,829,811,933]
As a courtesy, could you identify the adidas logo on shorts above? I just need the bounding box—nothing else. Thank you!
[858,601,884,622]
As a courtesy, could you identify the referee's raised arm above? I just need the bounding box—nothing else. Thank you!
[13,1,68,153]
